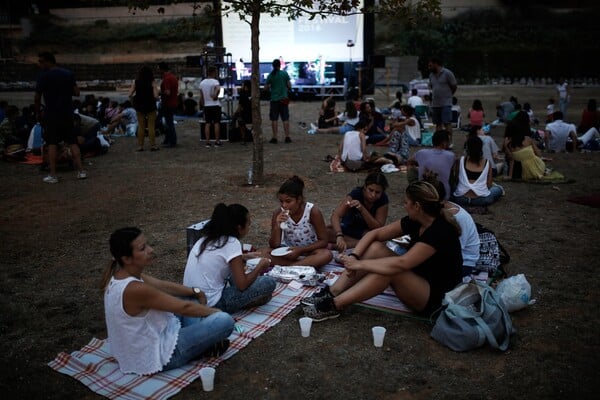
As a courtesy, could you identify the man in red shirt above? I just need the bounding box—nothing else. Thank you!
[158,62,179,147]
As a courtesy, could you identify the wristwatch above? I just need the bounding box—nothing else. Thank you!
[192,287,202,295]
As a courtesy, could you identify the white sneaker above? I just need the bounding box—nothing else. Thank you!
[43,175,58,184]
[310,122,318,131]
[77,170,87,180]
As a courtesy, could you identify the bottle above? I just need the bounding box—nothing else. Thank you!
[247,167,253,185]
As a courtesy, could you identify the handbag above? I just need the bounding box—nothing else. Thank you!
[430,281,515,352]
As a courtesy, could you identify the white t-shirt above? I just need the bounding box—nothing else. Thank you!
[341,130,363,162]
[546,119,576,152]
[407,95,424,108]
[448,202,480,268]
[199,77,221,107]
[183,236,242,306]
[405,116,421,142]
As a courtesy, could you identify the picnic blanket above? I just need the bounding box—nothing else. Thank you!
[19,153,43,165]
[48,282,315,400]
[567,194,600,208]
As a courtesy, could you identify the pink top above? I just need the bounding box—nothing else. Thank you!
[469,109,485,127]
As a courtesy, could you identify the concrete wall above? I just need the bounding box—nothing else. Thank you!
[440,0,503,18]
[50,2,208,25]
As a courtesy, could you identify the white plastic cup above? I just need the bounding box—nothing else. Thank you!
[299,317,313,337]
[372,326,386,347]
[199,367,216,392]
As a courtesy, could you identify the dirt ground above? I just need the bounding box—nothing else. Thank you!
[0,85,598,399]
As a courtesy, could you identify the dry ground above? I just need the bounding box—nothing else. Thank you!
[0,85,598,399]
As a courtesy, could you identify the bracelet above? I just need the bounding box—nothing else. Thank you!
[349,252,361,260]
[336,233,344,238]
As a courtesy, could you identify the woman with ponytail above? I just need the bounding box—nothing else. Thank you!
[101,227,234,375]
[183,203,276,314]
[302,181,463,321]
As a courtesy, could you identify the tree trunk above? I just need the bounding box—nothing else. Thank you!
[250,2,263,184]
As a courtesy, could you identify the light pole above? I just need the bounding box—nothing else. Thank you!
[346,39,355,100]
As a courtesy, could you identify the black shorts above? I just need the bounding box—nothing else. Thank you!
[42,116,76,145]
[203,106,222,124]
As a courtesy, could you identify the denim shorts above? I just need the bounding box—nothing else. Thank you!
[431,106,452,125]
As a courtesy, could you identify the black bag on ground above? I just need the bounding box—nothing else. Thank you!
[475,223,510,278]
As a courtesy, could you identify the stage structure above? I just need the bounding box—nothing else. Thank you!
[219,0,381,96]
[198,46,234,140]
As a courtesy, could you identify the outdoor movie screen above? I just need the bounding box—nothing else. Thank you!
[222,1,364,64]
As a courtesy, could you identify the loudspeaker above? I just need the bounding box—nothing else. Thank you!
[369,55,385,68]
[335,62,345,84]
[186,56,202,67]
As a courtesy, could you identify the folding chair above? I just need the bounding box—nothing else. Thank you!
[451,110,461,129]
[414,105,429,122]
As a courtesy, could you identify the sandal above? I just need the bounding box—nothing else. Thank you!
[202,339,230,358]
[150,146,160,151]
[135,148,144,152]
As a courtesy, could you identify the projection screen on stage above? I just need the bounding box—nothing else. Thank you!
[222,1,364,64]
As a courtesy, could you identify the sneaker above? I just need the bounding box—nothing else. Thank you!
[77,170,87,180]
[298,122,307,129]
[301,286,333,306]
[214,140,222,147]
[285,136,292,143]
[43,175,58,184]
[205,142,212,148]
[310,122,318,131]
[269,138,278,144]
[302,298,340,322]
[307,129,317,135]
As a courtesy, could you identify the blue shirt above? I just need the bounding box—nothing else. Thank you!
[341,187,389,239]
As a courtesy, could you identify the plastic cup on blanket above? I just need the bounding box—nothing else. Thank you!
[299,317,313,337]
[199,367,216,392]
[372,326,386,347]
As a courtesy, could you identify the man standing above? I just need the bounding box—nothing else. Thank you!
[428,57,457,144]
[265,58,292,144]
[556,78,570,117]
[199,66,222,147]
[34,52,86,183]
[158,62,178,148]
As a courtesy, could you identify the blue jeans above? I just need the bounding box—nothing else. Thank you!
[161,106,177,145]
[214,276,276,314]
[163,306,234,371]
[406,135,421,146]
[451,184,504,207]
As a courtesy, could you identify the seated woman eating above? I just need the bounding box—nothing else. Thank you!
[327,172,389,252]
[451,136,504,207]
[102,227,234,375]
[302,181,463,321]
[264,175,332,268]
[183,203,276,314]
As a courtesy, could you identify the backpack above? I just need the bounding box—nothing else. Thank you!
[475,223,510,277]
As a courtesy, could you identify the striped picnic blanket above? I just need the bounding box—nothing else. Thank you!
[48,283,315,400]
[320,259,413,315]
